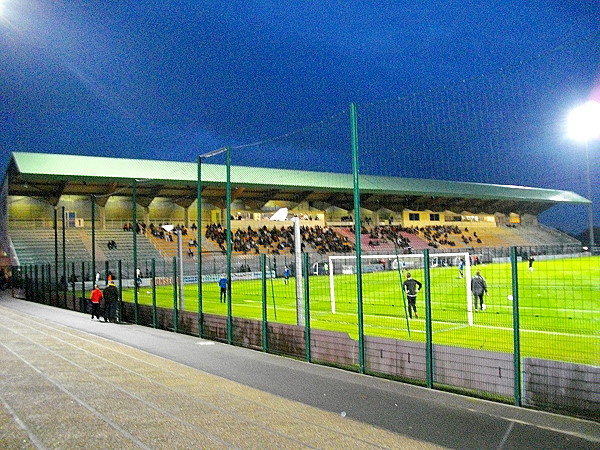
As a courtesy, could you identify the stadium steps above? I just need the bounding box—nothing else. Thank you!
[399,232,430,250]
[9,228,90,265]
[91,230,165,264]
[359,234,395,252]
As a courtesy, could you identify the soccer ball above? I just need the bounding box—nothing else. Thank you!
[481,304,487,311]
[507,294,513,301]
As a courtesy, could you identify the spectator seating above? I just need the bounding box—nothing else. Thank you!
[10,229,90,265]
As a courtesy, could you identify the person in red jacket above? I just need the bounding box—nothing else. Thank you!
[90,284,103,320]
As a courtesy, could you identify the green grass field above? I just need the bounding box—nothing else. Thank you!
[122,256,599,365]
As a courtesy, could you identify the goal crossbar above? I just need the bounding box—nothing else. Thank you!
[328,252,474,325]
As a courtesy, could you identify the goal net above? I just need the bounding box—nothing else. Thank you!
[328,252,476,325]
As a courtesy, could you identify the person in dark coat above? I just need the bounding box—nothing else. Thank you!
[103,280,119,322]
[402,272,422,319]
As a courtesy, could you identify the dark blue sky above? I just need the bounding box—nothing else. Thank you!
[1,1,598,233]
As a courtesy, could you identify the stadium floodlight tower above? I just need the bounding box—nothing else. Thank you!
[567,100,600,252]
[270,207,304,325]
[162,224,185,310]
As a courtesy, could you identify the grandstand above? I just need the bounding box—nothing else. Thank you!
[0,152,589,273]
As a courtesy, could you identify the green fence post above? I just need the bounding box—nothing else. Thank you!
[261,254,268,352]
[81,261,86,315]
[152,258,157,328]
[303,252,311,363]
[225,146,233,345]
[91,195,96,283]
[70,262,76,309]
[34,265,39,303]
[511,246,522,406]
[197,155,203,338]
[23,266,28,301]
[79,261,85,312]
[54,208,59,306]
[61,206,66,308]
[132,178,139,325]
[118,260,123,322]
[47,264,52,305]
[423,249,433,389]
[172,256,178,333]
[350,102,365,374]
[40,263,46,304]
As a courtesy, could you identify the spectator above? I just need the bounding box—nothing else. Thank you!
[102,281,119,323]
[90,285,103,320]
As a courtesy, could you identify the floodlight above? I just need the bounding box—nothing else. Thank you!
[567,100,600,142]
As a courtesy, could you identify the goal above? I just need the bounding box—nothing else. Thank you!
[328,252,476,325]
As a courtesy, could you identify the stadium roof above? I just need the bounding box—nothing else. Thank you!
[5,151,590,214]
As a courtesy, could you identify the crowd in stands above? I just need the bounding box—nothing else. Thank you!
[123,219,486,255]
[124,222,198,242]
[351,224,485,250]
[419,225,462,248]
[362,225,415,250]
[204,223,353,255]
[302,225,353,254]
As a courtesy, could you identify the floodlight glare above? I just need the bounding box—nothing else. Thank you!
[567,100,600,142]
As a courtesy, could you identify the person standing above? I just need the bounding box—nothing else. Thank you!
[471,270,489,311]
[135,267,142,293]
[458,258,465,279]
[402,272,422,319]
[90,284,103,320]
[218,276,227,303]
[103,280,119,322]
[283,265,291,285]
[528,255,535,272]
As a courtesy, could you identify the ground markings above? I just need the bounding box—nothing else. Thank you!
[0,306,439,449]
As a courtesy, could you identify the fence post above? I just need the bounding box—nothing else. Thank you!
[350,102,365,374]
[61,206,66,308]
[152,258,157,328]
[81,261,86,314]
[261,254,268,352]
[225,146,233,345]
[423,249,433,389]
[34,265,39,303]
[303,252,311,363]
[172,256,178,333]
[47,264,52,306]
[118,260,123,322]
[54,208,59,306]
[197,155,203,338]
[71,262,76,309]
[40,263,46,304]
[510,246,522,406]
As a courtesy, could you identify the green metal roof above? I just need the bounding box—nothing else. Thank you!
[6,151,589,214]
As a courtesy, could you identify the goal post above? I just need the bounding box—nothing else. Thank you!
[328,252,474,325]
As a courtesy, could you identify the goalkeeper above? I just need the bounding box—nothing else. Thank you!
[402,272,422,319]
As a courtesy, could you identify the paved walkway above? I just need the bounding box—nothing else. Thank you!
[1,295,598,449]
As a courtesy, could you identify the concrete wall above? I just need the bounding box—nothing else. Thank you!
[523,358,600,419]
[113,303,598,420]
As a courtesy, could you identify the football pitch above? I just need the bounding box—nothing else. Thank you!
[122,256,599,365]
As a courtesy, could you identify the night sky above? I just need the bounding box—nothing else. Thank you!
[1,1,598,233]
